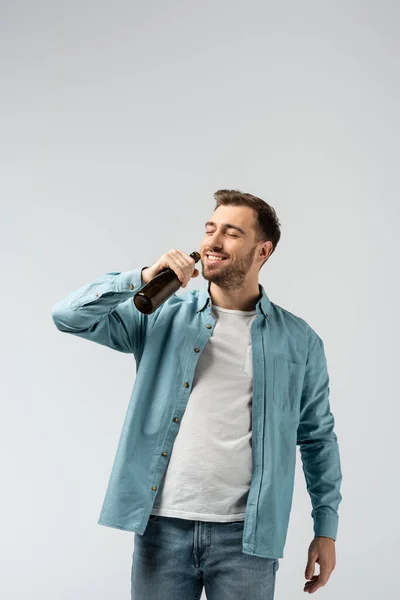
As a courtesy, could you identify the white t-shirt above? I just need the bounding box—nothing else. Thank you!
[151,304,258,522]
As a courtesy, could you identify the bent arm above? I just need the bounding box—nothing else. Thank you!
[51,267,149,355]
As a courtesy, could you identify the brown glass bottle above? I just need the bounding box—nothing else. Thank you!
[133,251,201,315]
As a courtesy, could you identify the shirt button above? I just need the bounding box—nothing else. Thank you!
[152,486,157,491]
[129,284,135,290]
[194,347,200,352]
[95,293,99,297]
[206,323,212,329]
[173,417,180,422]
[161,451,167,456]
[184,382,190,388]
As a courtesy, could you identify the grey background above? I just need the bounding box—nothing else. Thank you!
[2,1,399,598]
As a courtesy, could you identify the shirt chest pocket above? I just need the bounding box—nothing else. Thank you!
[272,356,306,412]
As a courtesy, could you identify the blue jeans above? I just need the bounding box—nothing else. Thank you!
[131,516,279,600]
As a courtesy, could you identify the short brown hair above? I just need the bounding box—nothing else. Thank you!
[213,189,281,257]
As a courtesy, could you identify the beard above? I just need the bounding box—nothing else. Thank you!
[201,245,257,290]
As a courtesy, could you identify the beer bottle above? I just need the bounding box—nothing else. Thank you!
[133,251,201,314]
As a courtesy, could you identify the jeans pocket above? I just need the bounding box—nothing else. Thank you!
[148,514,161,522]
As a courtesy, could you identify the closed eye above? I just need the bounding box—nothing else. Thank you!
[205,231,238,238]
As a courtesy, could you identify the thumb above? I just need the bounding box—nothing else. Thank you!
[305,559,315,580]
[191,269,200,278]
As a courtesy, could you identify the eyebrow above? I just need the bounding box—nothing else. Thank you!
[205,221,246,235]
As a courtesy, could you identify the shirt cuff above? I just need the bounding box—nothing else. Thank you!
[114,268,149,293]
[313,514,338,541]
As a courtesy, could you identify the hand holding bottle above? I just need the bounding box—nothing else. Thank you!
[135,250,201,314]
[141,249,200,287]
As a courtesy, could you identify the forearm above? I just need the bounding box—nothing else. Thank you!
[299,436,342,540]
[51,268,148,353]
[297,328,343,541]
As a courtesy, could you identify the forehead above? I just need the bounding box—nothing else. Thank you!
[207,205,256,229]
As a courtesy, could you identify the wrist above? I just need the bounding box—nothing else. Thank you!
[141,267,151,284]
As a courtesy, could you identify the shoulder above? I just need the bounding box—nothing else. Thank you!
[166,288,200,308]
[270,300,321,345]
[147,288,202,326]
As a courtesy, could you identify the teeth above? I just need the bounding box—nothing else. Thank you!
[207,255,226,261]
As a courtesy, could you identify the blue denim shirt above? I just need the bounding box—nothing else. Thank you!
[51,268,342,559]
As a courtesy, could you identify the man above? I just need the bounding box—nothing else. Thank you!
[52,189,342,599]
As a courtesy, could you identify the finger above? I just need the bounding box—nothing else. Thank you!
[305,574,329,594]
[159,252,185,285]
[306,582,323,593]
[304,578,321,593]
[173,262,187,286]
[182,260,198,285]
[305,559,316,580]
[168,252,188,286]
[173,250,197,286]
[317,564,331,586]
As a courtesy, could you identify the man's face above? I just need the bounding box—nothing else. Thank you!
[199,205,263,289]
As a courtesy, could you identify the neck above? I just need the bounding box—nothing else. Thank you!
[208,280,261,311]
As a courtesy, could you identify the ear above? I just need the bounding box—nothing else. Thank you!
[260,240,273,261]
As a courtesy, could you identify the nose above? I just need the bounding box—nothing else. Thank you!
[205,230,224,250]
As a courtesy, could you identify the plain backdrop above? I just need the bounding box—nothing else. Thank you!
[1,1,399,599]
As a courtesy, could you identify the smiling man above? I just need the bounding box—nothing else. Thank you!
[52,189,342,599]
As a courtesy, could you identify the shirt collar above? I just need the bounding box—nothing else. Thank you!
[197,281,271,319]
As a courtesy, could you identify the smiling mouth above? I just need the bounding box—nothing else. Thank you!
[205,255,228,263]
